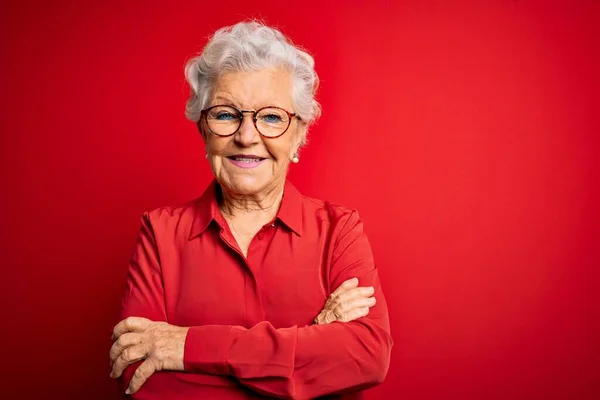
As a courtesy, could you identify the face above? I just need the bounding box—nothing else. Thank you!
[200,68,305,197]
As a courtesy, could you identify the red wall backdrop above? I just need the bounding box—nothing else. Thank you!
[1,1,598,399]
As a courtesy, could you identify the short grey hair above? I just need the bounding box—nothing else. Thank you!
[184,20,321,130]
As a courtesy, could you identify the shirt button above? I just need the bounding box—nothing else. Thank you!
[258,233,264,240]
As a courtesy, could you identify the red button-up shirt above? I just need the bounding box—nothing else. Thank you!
[118,180,393,399]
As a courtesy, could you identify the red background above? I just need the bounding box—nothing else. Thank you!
[1,1,598,399]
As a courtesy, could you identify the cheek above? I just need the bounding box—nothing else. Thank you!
[266,141,293,161]
[205,136,230,155]
[266,130,302,160]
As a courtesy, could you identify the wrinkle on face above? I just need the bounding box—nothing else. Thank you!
[201,68,306,202]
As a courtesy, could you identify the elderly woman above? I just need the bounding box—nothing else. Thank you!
[109,21,393,399]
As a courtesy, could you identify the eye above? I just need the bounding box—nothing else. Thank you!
[207,106,240,122]
[214,111,237,121]
[257,108,289,125]
[261,113,283,123]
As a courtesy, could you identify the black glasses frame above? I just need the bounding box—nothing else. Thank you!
[198,105,300,139]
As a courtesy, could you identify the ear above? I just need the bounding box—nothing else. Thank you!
[196,120,208,142]
[293,123,308,152]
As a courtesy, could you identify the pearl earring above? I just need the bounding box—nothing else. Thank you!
[292,153,299,163]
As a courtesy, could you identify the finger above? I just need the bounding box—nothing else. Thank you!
[324,286,374,312]
[127,358,156,395]
[328,278,359,300]
[325,278,360,309]
[111,345,147,379]
[323,310,338,324]
[334,286,375,304]
[335,296,376,318]
[315,309,336,325]
[112,317,151,341]
[342,306,370,323]
[110,332,142,365]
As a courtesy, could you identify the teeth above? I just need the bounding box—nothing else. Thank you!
[234,157,261,162]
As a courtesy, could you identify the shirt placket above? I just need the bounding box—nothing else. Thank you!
[244,222,278,326]
[217,223,277,327]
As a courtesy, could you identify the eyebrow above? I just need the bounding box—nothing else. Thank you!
[213,96,239,107]
[211,96,291,111]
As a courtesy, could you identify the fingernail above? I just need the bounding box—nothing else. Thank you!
[126,388,131,395]
[368,286,374,292]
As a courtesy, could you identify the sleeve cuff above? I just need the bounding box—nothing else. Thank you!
[183,325,244,375]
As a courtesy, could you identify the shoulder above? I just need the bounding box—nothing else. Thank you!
[138,197,201,238]
[300,193,364,234]
[300,193,373,264]
[143,197,199,222]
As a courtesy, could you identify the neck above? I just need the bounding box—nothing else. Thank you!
[219,183,284,221]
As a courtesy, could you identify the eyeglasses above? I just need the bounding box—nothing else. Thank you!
[199,105,299,138]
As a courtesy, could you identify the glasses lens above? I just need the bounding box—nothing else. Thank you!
[206,106,241,136]
[256,107,290,137]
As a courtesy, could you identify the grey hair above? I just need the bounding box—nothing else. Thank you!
[184,20,321,131]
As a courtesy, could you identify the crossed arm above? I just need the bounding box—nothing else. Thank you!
[109,211,393,399]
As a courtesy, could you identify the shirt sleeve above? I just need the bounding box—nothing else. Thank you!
[184,209,394,399]
[116,212,168,398]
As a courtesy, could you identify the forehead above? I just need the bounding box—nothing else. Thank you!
[211,68,294,109]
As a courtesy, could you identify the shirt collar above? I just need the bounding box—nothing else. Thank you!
[188,180,221,240]
[189,179,303,240]
[277,179,303,236]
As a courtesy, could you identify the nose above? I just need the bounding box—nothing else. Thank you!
[234,112,261,146]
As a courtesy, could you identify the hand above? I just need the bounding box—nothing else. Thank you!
[109,317,189,395]
[313,277,376,325]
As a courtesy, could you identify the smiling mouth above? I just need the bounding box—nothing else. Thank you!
[226,155,267,162]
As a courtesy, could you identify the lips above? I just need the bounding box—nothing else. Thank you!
[225,154,267,169]
[226,154,267,162]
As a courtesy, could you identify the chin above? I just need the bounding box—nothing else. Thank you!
[223,174,271,195]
